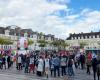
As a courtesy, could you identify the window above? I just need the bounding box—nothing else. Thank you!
[93,35,95,38]
[74,37,77,39]
[89,36,91,39]
[5,45,7,49]
[45,37,48,40]
[78,37,80,39]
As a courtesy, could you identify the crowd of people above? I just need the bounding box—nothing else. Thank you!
[0,50,99,80]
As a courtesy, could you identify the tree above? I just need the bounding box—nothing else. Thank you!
[60,42,69,50]
[98,42,100,45]
[51,40,62,51]
[79,42,87,49]
[37,40,48,50]
[51,41,59,47]
[0,37,13,45]
[28,39,34,45]
[39,43,46,47]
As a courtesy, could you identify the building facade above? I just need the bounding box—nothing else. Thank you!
[0,26,60,51]
[66,32,100,50]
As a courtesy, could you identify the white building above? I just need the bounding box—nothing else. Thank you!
[66,32,100,50]
[0,26,59,51]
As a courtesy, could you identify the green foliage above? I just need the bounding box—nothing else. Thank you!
[79,42,87,49]
[37,40,47,44]
[39,32,44,36]
[39,43,46,47]
[37,40,48,47]
[51,41,59,47]
[98,42,100,45]
[51,40,68,47]
[60,42,69,48]
[28,39,34,45]
[0,37,13,45]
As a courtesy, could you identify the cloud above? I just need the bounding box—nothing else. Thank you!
[47,0,70,4]
[0,0,67,33]
[65,9,100,35]
[0,0,100,39]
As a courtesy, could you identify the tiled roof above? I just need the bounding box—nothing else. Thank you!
[67,32,100,40]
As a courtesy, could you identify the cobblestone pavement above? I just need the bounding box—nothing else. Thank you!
[0,66,94,80]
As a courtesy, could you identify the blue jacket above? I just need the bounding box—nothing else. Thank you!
[53,57,60,67]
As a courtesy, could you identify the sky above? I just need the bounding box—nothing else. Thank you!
[0,0,100,39]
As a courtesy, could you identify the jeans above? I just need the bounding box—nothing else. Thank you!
[61,66,66,76]
[18,63,22,70]
[24,63,29,73]
[54,66,60,77]
[50,70,54,76]
[68,67,74,76]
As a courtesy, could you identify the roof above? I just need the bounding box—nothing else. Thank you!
[67,31,100,40]
[0,27,5,34]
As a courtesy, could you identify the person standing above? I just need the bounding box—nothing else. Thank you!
[67,58,74,76]
[17,55,22,70]
[92,56,98,80]
[97,55,100,80]
[44,56,50,78]
[0,57,2,69]
[29,55,34,73]
[53,55,60,77]
[2,56,6,70]
[50,56,54,77]
[37,56,44,76]
[80,53,85,70]
[24,56,30,73]
[86,58,91,75]
[7,55,11,69]
[74,56,78,69]
[60,55,67,76]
